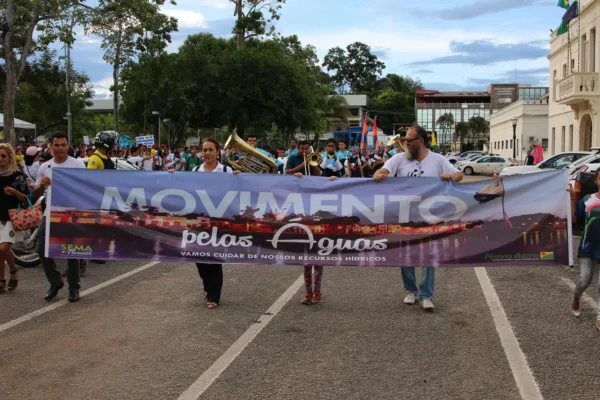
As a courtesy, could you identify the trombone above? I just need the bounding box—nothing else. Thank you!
[304,146,323,176]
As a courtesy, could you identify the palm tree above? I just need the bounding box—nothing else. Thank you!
[467,116,490,150]
[313,94,351,147]
[454,121,469,152]
[436,113,454,149]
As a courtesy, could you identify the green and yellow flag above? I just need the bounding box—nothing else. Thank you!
[556,21,569,36]
[557,0,570,9]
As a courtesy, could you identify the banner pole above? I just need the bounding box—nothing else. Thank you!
[565,171,574,269]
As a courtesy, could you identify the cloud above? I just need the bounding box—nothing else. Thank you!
[373,48,391,59]
[162,9,207,28]
[408,40,548,66]
[421,81,489,91]
[92,76,114,99]
[413,69,433,74]
[176,0,230,9]
[402,0,550,21]
[467,67,549,86]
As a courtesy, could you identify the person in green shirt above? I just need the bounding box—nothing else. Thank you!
[186,148,202,171]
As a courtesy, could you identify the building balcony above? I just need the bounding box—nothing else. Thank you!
[556,72,600,106]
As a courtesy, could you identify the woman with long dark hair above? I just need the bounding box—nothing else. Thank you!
[171,138,239,309]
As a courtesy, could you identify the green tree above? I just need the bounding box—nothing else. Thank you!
[0,49,93,139]
[1,0,83,146]
[436,112,454,149]
[87,0,178,132]
[323,42,385,94]
[371,91,415,135]
[375,74,423,94]
[467,116,490,150]
[454,121,469,152]
[231,0,286,49]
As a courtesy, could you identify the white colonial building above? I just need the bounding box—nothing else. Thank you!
[550,0,599,153]
[489,97,550,162]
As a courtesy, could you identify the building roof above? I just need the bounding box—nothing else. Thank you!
[86,99,114,112]
[0,114,36,130]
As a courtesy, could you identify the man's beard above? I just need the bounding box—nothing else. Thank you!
[405,147,419,161]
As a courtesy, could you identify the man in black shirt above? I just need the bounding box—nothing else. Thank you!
[525,149,535,165]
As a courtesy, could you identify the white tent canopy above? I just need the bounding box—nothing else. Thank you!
[0,113,36,130]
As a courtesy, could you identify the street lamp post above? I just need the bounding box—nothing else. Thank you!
[163,118,170,146]
[511,118,518,159]
[152,111,160,145]
[66,112,72,144]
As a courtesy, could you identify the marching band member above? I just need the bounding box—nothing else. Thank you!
[285,139,298,158]
[285,140,336,304]
[348,149,364,178]
[284,141,320,176]
[245,135,284,174]
[336,140,351,177]
[374,125,462,311]
[320,139,345,178]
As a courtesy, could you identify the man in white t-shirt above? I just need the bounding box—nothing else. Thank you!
[374,125,463,311]
[34,131,86,303]
[127,146,152,169]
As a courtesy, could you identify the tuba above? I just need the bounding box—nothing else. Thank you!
[224,131,278,174]
[387,135,407,153]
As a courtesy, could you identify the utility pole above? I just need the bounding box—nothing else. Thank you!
[64,10,76,144]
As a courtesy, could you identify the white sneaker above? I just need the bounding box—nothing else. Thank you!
[421,299,435,311]
[403,293,417,305]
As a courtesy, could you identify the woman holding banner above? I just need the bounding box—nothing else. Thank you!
[171,138,239,309]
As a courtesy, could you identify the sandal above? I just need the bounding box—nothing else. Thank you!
[0,280,6,294]
[207,302,218,309]
[8,269,19,291]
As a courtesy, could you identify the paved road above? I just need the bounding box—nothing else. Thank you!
[1,175,595,400]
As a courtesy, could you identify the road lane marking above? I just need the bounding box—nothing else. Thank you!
[560,277,597,310]
[475,267,544,400]
[178,273,304,400]
[0,261,161,334]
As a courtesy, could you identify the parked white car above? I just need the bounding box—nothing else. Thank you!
[457,156,518,176]
[447,151,484,164]
[500,151,593,176]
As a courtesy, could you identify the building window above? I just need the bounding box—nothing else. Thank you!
[569,124,574,151]
[553,70,557,102]
[552,128,556,154]
[542,138,549,151]
[561,126,566,152]
[501,141,504,149]
[510,140,513,149]
[563,63,567,78]
[517,139,519,156]
[505,140,508,149]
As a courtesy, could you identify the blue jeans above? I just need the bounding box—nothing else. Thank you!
[401,267,435,300]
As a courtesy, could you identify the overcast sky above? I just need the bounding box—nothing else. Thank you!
[68,0,568,98]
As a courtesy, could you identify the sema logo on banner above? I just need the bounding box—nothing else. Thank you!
[46,169,571,268]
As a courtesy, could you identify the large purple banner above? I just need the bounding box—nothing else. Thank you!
[47,169,571,267]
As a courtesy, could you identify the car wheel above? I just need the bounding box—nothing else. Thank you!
[450,159,456,164]
[464,167,474,175]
